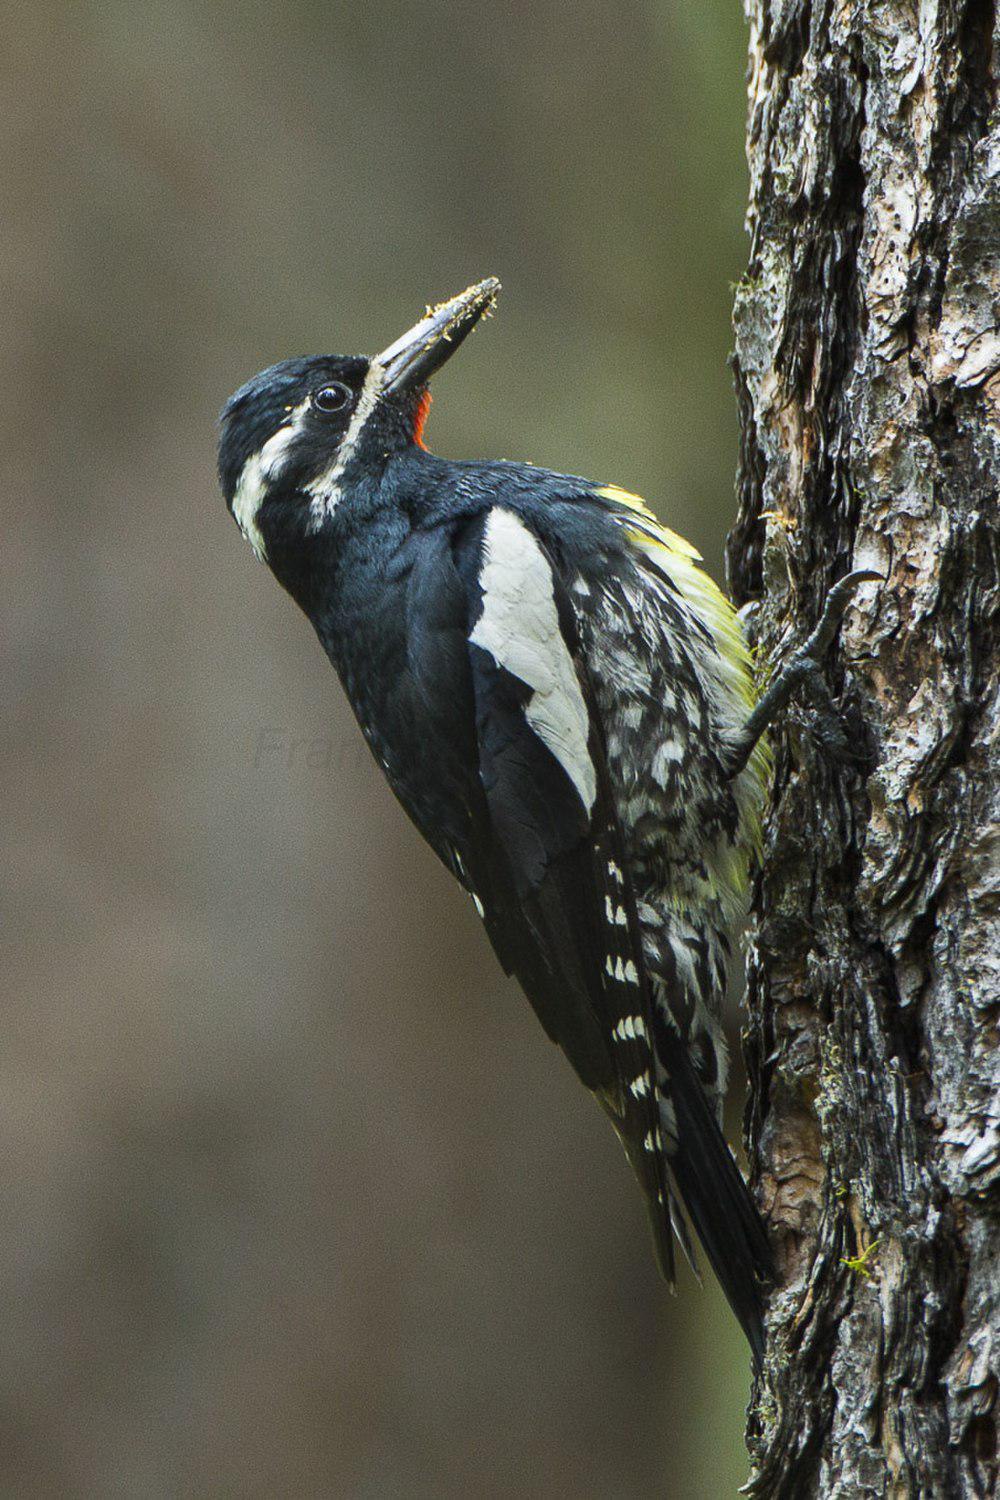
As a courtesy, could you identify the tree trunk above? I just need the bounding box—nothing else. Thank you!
[730,3,1000,1495]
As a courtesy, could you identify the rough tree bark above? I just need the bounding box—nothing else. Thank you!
[729,3,1000,1496]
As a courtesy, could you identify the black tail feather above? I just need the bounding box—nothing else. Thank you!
[663,1043,773,1368]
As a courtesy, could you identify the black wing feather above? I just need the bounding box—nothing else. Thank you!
[400,511,770,1358]
[455,515,676,1270]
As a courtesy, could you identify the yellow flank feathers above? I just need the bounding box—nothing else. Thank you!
[595,485,703,560]
[594,480,772,877]
[596,485,751,697]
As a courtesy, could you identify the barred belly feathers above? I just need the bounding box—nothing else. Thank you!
[559,482,771,1309]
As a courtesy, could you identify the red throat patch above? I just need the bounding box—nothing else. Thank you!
[413,389,432,449]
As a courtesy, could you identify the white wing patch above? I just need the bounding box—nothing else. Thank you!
[470,507,597,813]
[232,401,310,561]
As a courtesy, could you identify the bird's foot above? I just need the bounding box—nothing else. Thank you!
[724,569,882,779]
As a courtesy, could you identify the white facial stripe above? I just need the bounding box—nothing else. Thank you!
[306,360,384,526]
[232,455,270,561]
[470,507,597,813]
[232,398,311,562]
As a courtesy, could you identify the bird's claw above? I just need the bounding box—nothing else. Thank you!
[798,569,883,664]
[724,569,882,779]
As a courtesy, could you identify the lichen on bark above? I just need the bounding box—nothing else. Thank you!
[730,2,1000,1495]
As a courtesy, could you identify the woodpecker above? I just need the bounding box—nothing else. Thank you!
[218,278,873,1364]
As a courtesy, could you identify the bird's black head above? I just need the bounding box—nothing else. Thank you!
[217,277,500,566]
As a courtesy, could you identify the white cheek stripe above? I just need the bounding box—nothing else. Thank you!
[306,360,384,527]
[470,507,597,813]
[231,399,310,562]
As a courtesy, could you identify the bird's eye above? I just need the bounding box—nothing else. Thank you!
[312,383,352,414]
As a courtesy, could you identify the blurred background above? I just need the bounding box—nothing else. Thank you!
[4,3,754,1495]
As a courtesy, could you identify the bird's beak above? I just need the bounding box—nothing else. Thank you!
[377,277,501,395]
